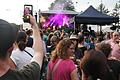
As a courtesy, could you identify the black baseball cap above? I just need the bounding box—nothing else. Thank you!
[0,19,19,58]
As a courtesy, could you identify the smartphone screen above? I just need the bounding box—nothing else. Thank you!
[23,5,33,23]
[24,5,33,16]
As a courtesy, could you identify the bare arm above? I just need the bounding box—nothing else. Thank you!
[81,70,88,80]
[29,15,43,69]
[70,69,79,80]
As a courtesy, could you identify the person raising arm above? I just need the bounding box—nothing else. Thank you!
[29,15,43,68]
[0,15,43,80]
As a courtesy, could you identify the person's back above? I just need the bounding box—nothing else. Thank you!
[9,31,34,70]
[0,15,43,80]
[10,47,34,69]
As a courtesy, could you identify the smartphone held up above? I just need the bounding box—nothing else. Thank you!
[23,5,33,23]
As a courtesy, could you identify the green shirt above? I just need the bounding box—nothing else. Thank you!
[0,62,40,80]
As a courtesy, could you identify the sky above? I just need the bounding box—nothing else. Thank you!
[0,0,119,24]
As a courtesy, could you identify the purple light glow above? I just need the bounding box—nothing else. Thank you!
[43,14,70,28]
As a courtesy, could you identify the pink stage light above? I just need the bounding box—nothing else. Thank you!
[43,14,70,28]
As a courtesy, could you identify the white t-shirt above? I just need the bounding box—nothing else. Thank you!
[42,40,47,54]
[10,47,34,70]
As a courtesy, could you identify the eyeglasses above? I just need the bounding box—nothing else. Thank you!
[114,35,119,37]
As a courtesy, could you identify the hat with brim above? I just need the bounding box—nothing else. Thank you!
[70,35,78,40]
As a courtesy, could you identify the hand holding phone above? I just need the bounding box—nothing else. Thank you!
[23,5,33,23]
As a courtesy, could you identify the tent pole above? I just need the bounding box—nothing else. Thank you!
[97,25,99,32]
[100,25,102,35]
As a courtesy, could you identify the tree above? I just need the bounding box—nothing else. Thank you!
[97,3,109,14]
[110,2,120,30]
[49,0,75,11]
[111,3,120,17]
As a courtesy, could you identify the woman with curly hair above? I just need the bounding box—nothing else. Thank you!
[47,38,79,80]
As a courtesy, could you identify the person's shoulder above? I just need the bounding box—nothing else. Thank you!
[64,59,76,72]
[0,62,40,79]
[108,59,120,65]
[11,49,22,57]
[20,61,40,74]
[12,48,20,53]
[106,39,113,43]
[28,61,40,68]
[25,47,34,52]
[64,59,75,65]
[107,59,120,71]
[8,62,40,80]
[26,47,33,50]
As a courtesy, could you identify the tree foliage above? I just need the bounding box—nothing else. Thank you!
[49,0,75,11]
[111,3,120,17]
[110,2,120,30]
[97,3,109,14]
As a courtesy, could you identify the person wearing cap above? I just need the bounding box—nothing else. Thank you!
[48,35,60,54]
[69,34,82,79]
[0,15,43,80]
[70,34,83,60]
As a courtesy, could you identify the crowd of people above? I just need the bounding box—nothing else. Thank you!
[0,15,120,80]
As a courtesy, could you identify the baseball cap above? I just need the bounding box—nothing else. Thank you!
[0,19,19,58]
